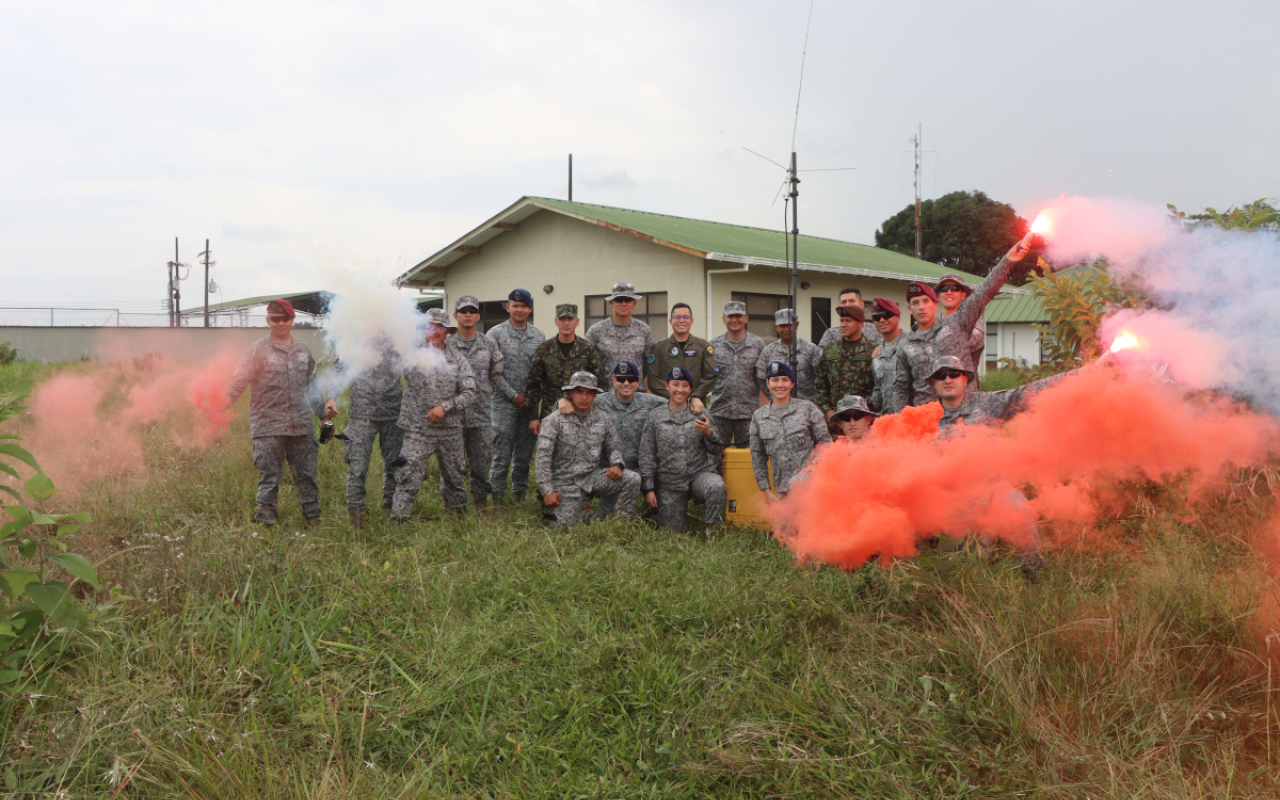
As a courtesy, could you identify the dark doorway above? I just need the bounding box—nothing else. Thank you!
[811,297,831,343]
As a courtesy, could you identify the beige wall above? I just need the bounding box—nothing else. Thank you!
[0,326,329,363]
[440,211,704,332]
[988,322,1043,368]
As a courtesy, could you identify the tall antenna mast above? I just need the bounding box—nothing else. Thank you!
[568,154,573,202]
[913,123,922,259]
[788,153,800,370]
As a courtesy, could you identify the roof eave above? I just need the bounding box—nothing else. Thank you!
[703,253,1028,295]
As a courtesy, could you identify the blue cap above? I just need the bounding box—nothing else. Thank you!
[766,361,796,382]
[665,366,695,384]
[508,288,533,307]
[613,360,641,378]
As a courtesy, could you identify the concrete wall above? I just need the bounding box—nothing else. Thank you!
[986,322,1043,368]
[0,326,330,363]
[441,211,705,333]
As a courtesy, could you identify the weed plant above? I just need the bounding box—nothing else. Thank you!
[1,361,1278,797]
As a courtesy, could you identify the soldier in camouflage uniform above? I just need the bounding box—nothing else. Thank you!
[750,361,831,497]
[644,302,717,406]
[333,336,404,528]
[586,281,655,383]
[867,297,907,415]
[814,305,877,419]
[707,301,766,447]
[535,372,641,526]
[818,287,883,348]
[893,233,1035,409]
[391,309,477,520]
[755,308,823,401]
[526,304,607,431]
[830,395,878,441]
[928,355,1074,432]
[936,274,987,387]
[639,367,727,532]
[224,299,335,526]
[591,361,665,518]
[487,288,545,504]
[447,295,504,508]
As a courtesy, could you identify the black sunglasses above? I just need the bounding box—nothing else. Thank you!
[937,285,966,294]
[614,376,639,383]
[933,369,966,380]
[267,315,290,323]
[871,313,892,322]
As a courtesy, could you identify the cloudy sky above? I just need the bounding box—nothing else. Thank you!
[2,0,1276,323]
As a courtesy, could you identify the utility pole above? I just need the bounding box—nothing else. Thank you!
[913,123,922,260]
[198,239,215,328]
[568,154,573,202]
[167,238,186,327]
[788,151,800,370]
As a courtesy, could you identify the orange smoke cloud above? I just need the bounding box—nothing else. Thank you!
[773,368,1279,569]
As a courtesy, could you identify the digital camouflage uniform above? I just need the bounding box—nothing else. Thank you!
[225,336,326,525]
[755,338,823,401]
[391,347,477,517]
[892,256,1019,409]
[337,343,404,511]
[645,334,718,401]
[870,335,907,415]
[814,335,877,413]
[820,319,882,348]
[748,398,831,495]
[639,406,727,532]
[586,318,655,385]
[592,389,666,517]
[937,368,1075,432]
[707,331,766,446]
[535,405,641,526]
[445,331,504,504]
[525,337,607,419]
[486,320,545,501]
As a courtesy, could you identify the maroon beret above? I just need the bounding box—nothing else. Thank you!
[266,298,296,319]
[905,282,938,302]
[870,297,900,317]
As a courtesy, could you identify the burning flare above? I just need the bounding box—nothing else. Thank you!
[1110,331,1140,353]
[1031,214,1051,235]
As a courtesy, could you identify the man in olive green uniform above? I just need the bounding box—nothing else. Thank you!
[645,302,718,405]
[527,304,608,433]
[814,305,876,422]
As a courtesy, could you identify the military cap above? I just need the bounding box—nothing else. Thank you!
[722,300,747,316]
[934,273,973,295]
[561,371,604,393]
[507,288,533,306]
[835,304,865,322]
[665,366,695,384]
[606,281,642,302]
[926,355,976,383]
[423,308,458,330]
[765,361,796,382]
[869,297,900,317]
[613,360,641,378]
[905,282,938,302]
[266,298,295,319]
[454,294,481,312]
[555,303,579,319]
[831,395,879,421]
[774,308,799,325]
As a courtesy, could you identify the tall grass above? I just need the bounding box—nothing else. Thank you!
[1,360,1278,797]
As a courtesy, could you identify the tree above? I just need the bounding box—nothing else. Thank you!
[1167,199,1278,232]
[875,190,1030,277]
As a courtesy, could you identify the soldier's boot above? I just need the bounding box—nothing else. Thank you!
[254,506,278,526]
[391,516,407,528]
[348,508,365,530]
[303,516,320,527]
[512,492,526,505]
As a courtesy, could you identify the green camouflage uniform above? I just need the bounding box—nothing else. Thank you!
[525,337,607,420]
[644,334,718,401]
[814,336,877,413]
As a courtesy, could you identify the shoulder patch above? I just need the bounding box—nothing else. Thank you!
[707,345,714,355]
[646,353,656,364]
[668,345,679,358]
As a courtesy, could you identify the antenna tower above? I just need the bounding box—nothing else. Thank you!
[913,124,922,259]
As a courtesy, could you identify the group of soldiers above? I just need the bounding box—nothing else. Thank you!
[224,231,1064,532]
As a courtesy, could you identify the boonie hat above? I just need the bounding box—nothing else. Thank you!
[926,355,976,383]
[561,371,604,393]
[507,288,533,306]
[765,361,796,382]
[424,308,457,330]
[665,366,695,384]
[869,297,900,317]
[722,301,747,316]
[266,299,295,319]
[606,282,642,302]
[774,308,799,325]
[905,282,938,302]
[555,303,579,319]
[613,361,641,378]
[454,294,481,312]
[934,274,973,295]
[835,305,865,322]
[832,395,879,421]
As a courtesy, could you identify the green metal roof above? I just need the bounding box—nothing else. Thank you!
[193,290,333,315]
[984,292,1047,323]
[527,197,984,282]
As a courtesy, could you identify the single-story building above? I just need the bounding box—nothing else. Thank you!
[984,292,1047,368]
[396,196,1026,353]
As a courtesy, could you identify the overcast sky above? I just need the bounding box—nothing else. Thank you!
[3,0,1276,322]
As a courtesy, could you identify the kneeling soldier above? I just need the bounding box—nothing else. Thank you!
[535,372,641,525]
[750,361,831,500]
[830,395,878,441]
[639,367,727,532]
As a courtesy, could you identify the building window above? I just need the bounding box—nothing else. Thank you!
[476,301,508,334]
[731,291,789,342]
[811,297,831,343]
[584,292,669,333]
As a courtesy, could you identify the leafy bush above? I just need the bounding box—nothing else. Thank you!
[0,342,16,366]
[0,390,99,688]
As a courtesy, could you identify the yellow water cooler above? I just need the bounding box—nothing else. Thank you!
[722,447,772,529]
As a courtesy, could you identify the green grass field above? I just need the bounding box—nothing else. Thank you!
[2,361,1279,798]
